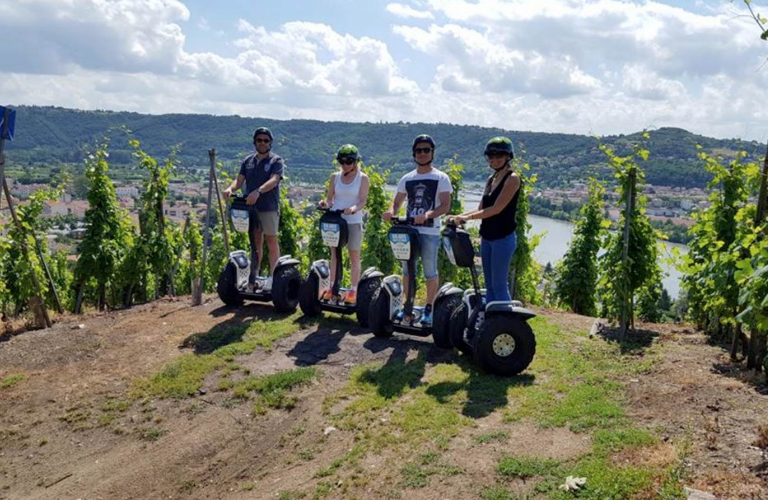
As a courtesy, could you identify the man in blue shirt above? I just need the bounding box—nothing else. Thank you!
[223,127,284,291]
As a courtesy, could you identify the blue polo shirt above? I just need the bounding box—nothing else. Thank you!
[238,151,284,212]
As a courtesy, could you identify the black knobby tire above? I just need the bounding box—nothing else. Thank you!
[355,277,381,328]
[272,265,301,313]
[448,302,472,356]
[474,316,536,377]
[432,294,462,348]
[299,272,322,317]
[368,287,394,338]
[217,262,243,307]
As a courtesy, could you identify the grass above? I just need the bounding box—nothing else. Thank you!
[314,445,364,478]
[315,316,686,499]
[399,452,464,488]
[497,456,562,479]
[136,426,165,442]
[132,312,318,399]
[229,367,317,414]
[480,485,518,500]
[475,430,509,444]
[278,491,307,500]
[1,374,25,389]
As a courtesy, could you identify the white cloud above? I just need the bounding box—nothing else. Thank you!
[394,23,600,98]
[386,3,435,19]
[0,0,190,74]
[0,0,766,141]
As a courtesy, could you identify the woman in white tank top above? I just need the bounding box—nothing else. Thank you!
[318,144,370,303]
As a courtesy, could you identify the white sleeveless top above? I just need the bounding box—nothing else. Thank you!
[331,170,364,224]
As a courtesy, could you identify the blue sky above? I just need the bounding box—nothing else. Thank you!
[0,0,766,140]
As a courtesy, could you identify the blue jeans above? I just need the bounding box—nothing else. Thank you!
[402,233,439,279]
[481,233,517,303]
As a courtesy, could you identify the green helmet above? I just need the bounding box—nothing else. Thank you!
[484,136,514,158]
[336,144,360,163]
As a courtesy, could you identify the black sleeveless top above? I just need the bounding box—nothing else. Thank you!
[480,171,521,241]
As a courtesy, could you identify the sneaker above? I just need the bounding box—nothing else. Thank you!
[394,310,405,322]
[263,277,273,292]
[320,288,332,301]
[420,305,433,326]
[344,289,357,304]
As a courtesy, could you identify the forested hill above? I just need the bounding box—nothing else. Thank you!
[5,105,764,188]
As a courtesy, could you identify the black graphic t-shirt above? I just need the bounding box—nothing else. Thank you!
[396,168,453,235]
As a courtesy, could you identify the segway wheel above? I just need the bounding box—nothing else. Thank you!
[299,272,322,317]
[217,262,244,307]
[355,277,381,328]
[448,302,472,356]
[271,265,301,313]
[368,287,394,338]
[474,316,536,377]
[432,295,461,348]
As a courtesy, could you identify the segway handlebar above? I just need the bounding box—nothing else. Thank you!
[388,216,429,227]
[316,205,345,216]
[444,218,467,229]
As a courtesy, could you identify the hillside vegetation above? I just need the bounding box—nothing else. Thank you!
[5,105,764,188]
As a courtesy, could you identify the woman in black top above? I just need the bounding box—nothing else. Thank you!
[450,137,521,303]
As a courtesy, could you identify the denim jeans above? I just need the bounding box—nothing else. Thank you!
[481,233,517,303]
[402,233,440,279]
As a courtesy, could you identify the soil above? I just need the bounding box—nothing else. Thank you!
[0,298,766,500]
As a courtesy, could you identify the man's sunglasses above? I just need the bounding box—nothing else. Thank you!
[255,138,271,144]
[339,158,357,165]
[414,147,433,154]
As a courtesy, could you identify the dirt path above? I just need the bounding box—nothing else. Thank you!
[1,301,767,499]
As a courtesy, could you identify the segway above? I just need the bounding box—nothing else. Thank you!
[442,221,536,376]
[299,208,383,326]
[216,196,302,312]
[368,217,463,348]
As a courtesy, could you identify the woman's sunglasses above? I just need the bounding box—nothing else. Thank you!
[486,152,509,159]
[339,158,357,165]
[414,147,433,154]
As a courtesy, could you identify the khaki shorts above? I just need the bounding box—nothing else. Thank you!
[347,223,363,251]
[249,210,279,236]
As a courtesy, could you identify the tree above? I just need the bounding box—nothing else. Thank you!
[71,173,89,200]
[555,178,606,316]
[123,138,179,301]
[510,152,542,304]
[73,144,133,312]
[361,163,395,276]
[437,158,471,289]
[598,134,662,331]
[680,150,755,340]
[1,185,63,318]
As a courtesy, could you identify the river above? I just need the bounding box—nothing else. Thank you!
[461,192,687,298]
[382,185,687,298]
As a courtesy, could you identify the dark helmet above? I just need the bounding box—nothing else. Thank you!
[412,134,436,152]
[336,144,360,163]
[484,136,514,159]
[253,126,273,142]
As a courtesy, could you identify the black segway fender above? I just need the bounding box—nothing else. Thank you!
[275,255,301,268]
[361,267,384,281]
[272,255,301,313]
[486,302,537,321]
[356,271,383,328]
[435,282,463,301]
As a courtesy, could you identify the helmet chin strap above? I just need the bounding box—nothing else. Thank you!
[491,159,511,171]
